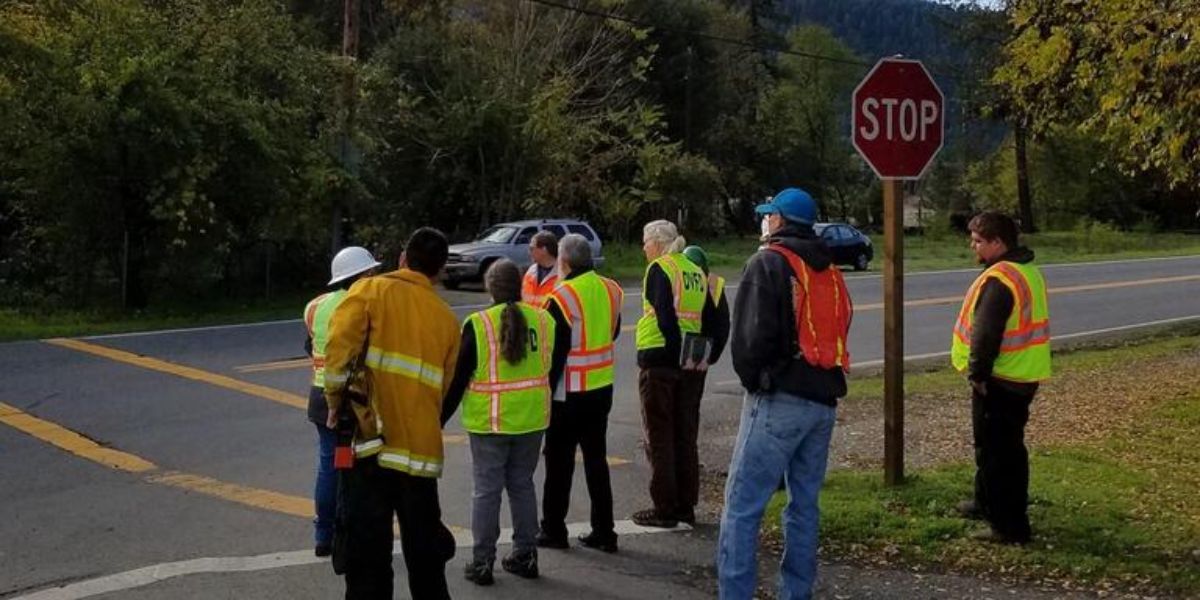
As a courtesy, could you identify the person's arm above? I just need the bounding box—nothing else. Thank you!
[441,324,475,427]
[706,292,731,365]
[547,300,571,394]
[645,263,682,359]
[323,282,370,423]
[969,278,1015,386]
[731,253,784,392]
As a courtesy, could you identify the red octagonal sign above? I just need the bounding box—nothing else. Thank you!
[852,57,944,180]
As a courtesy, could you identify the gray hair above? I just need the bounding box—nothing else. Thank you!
[558,233,593,271]
[643,219,687,254]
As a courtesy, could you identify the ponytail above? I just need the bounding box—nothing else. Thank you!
[500,302,529,365]
[666,235,688,255]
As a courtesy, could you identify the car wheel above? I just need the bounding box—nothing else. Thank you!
[854,252,869,271]
[443,278,461,290]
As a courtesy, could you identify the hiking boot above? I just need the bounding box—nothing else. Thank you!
[577,531,618,553]
[631,508,678,528]
[956,499,985,520]
[463,559,494,586]
[674,507,696,526]
[535,529,569,549]
[501,550,539,579]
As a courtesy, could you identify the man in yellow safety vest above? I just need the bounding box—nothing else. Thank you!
[304,246,380,558]
[950,211,1051,545]
[536,233,624,553]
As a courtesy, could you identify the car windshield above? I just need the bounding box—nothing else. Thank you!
[476,226,517,244]
[814,224,830,236]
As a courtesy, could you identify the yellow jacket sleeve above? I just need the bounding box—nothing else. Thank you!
[440,323,461,401]
[323,280,370,415]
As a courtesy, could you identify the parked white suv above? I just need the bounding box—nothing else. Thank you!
[443,219,605,290]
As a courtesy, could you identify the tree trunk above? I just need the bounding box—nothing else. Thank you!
[1014,122,1036,233]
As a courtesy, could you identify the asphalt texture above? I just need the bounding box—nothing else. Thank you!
[2,254,1198,599]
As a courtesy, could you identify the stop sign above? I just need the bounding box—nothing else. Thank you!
[852,57,944,180]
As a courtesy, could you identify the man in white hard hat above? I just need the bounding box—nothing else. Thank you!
[302,246,381,557]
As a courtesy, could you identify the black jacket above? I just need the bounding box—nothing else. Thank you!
[731,224,848,405]
[970,247,1039,396]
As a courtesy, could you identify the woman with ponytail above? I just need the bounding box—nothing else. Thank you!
[632,219,718,529]
[440,259,557,586]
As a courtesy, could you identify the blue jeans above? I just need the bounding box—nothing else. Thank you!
[314,423,337,545]
[717,390,836,600]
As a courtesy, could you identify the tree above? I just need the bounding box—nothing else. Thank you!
[993,0,1200,192]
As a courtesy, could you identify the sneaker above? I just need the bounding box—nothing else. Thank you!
[463,559,494,586]
[631,508,678,528]
[501,550,539,578]
[674,507,696,526]
[535,529,569,549]
[314,542,332,557]
[956,499,985,520]
[577,531,618,553]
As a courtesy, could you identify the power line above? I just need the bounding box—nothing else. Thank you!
[524,0,875,69]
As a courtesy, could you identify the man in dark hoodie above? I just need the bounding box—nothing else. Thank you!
[951,211,1051,545]
[717,188,852,600]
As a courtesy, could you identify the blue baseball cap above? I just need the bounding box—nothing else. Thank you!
[755,188,818,225]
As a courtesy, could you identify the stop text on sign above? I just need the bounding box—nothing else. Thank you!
[857,98,939,142]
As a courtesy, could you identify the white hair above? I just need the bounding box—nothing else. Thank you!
[643,220,687,254]
[558,233,593,271]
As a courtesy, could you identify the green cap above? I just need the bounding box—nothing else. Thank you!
[682,245,709,274]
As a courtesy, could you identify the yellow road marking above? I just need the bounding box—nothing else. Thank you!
[147,471,312,518]
[235,358,311,373]
[46,338,307,410]
[0,402,311,517]
[854,274,1200,311]
[0,402,156,473]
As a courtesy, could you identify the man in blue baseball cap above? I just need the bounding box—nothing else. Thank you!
[754,187,819,239]
[719,186,853,600]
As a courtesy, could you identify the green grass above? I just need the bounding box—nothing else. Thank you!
[600,229,1200,281]
[764,331,1200,595]
[0,291,311,342]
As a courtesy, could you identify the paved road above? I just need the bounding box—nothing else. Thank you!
[2,255,1198,599]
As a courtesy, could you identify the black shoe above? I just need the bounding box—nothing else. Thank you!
[674,507,696,526]
[535,530,569,549]
[956,499,985,520]
[631,508,678,528]
[464,559,494,586]
[314,542,332,557]
[969,526,1029,545]
[577,531,618,553]
[501,550,539,578]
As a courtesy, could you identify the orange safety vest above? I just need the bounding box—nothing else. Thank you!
[522,263,559,308]
[765,244,853,372]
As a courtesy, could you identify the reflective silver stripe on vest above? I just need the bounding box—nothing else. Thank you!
[1000,321,1051,349]
[554,287,584,349]
[566,348,614,367]
[469,376,550,393]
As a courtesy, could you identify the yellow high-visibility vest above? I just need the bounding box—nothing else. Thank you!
[636,254,707,350]
[951,261,1051,382]
[461,303,554,434]
[547,271,624,392]
[304,290,347,387]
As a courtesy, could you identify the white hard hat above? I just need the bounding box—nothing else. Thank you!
[329,246,381,285]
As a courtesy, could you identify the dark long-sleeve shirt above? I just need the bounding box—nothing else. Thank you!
[703,285,731,365]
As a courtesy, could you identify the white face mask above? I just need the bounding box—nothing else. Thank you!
[760,215,772,240]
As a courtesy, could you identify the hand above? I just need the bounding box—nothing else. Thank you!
[970,379,988,396]
[326,410,338,430]
[697,361,710,372]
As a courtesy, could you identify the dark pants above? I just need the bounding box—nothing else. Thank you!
[541,387,615,539]
[972,381,1035,541]
[639,367,705,515]
[339,459,455,600]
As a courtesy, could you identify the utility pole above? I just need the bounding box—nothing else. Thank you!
[331,0,361,255]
